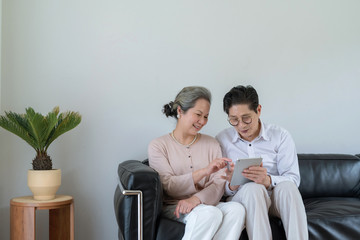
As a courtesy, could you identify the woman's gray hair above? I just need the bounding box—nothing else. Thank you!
[163,86,211,119]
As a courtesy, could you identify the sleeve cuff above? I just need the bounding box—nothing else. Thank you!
[269,175,278,188]
[224,181,237,196]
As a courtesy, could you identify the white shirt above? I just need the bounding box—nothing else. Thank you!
[216,121,300,196]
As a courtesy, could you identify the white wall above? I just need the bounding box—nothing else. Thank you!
[1,1,359,239]
[0,0,2,111]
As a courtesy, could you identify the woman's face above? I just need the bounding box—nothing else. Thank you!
[178,98,210,136]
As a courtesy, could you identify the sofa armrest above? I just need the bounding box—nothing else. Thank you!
[114,160,163,240]
[117,177,143,240]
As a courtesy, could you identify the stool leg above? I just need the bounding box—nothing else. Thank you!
[70,202,74,240]
[49,205,71,240]
[11,205,36,240]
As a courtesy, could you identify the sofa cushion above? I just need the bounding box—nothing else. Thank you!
[304,197,360,239]
[156,216,184,240]
[298,154,360,198]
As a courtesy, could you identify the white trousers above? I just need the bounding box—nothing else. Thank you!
[163,202,245,240]
[229,181,308,240]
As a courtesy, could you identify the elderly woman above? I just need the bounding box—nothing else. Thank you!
[148,86,245,240]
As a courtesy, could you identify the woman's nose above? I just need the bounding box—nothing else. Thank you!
[198,117,207,125]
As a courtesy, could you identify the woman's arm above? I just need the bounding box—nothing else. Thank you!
[148,139,198,198]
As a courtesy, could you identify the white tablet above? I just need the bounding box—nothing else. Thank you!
[229,157,262,186]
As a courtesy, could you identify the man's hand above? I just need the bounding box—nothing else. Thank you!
[242,163,271,188]
[174,196,201,218]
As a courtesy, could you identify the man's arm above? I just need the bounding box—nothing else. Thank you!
[269,130,300,187]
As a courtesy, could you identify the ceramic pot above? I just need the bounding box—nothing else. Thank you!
[27,169,61,200]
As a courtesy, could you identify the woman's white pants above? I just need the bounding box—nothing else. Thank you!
[163,202,245,240]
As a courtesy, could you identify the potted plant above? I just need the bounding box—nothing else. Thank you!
[0,106,81,200]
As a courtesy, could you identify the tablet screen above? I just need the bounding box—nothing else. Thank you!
[230,157,262,186]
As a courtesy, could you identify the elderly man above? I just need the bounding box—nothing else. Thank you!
[216,85,308,240]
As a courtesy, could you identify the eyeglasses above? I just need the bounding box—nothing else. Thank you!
[227,115,252,126]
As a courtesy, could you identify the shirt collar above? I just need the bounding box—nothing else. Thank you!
[258,120,270,141]
[230,119,270,143]
[231,127,240,143]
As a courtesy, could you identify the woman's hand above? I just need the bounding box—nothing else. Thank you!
[192,158,232,184]
[174,196,201,218]
[242,163,271,188]
[206,157,232,176]
[221,161,240,191]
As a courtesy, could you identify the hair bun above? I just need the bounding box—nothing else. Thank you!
[162,102,175,117]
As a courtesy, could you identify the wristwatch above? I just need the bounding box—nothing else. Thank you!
[267,175,273,190]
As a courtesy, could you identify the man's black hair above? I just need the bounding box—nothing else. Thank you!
[223,85,259,114]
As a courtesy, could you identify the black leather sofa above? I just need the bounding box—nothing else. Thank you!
[114,154,360,240]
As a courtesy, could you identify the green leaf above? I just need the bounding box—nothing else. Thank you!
[0,112,38,149]
[25,107,47,151]
[41,110,59,149]
[45,111,81,151]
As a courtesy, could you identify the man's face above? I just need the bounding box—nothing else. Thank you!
[228,104,261,142]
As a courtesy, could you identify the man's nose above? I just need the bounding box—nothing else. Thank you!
[238,120,247,128]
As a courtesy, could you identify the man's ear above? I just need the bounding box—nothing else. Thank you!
[257,104,262,115]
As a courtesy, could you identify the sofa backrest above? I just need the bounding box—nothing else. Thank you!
[298,154,360,199]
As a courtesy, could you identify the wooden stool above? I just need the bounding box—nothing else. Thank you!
[10,195,74,240]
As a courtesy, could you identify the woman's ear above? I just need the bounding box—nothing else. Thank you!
[177,106,182,118]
